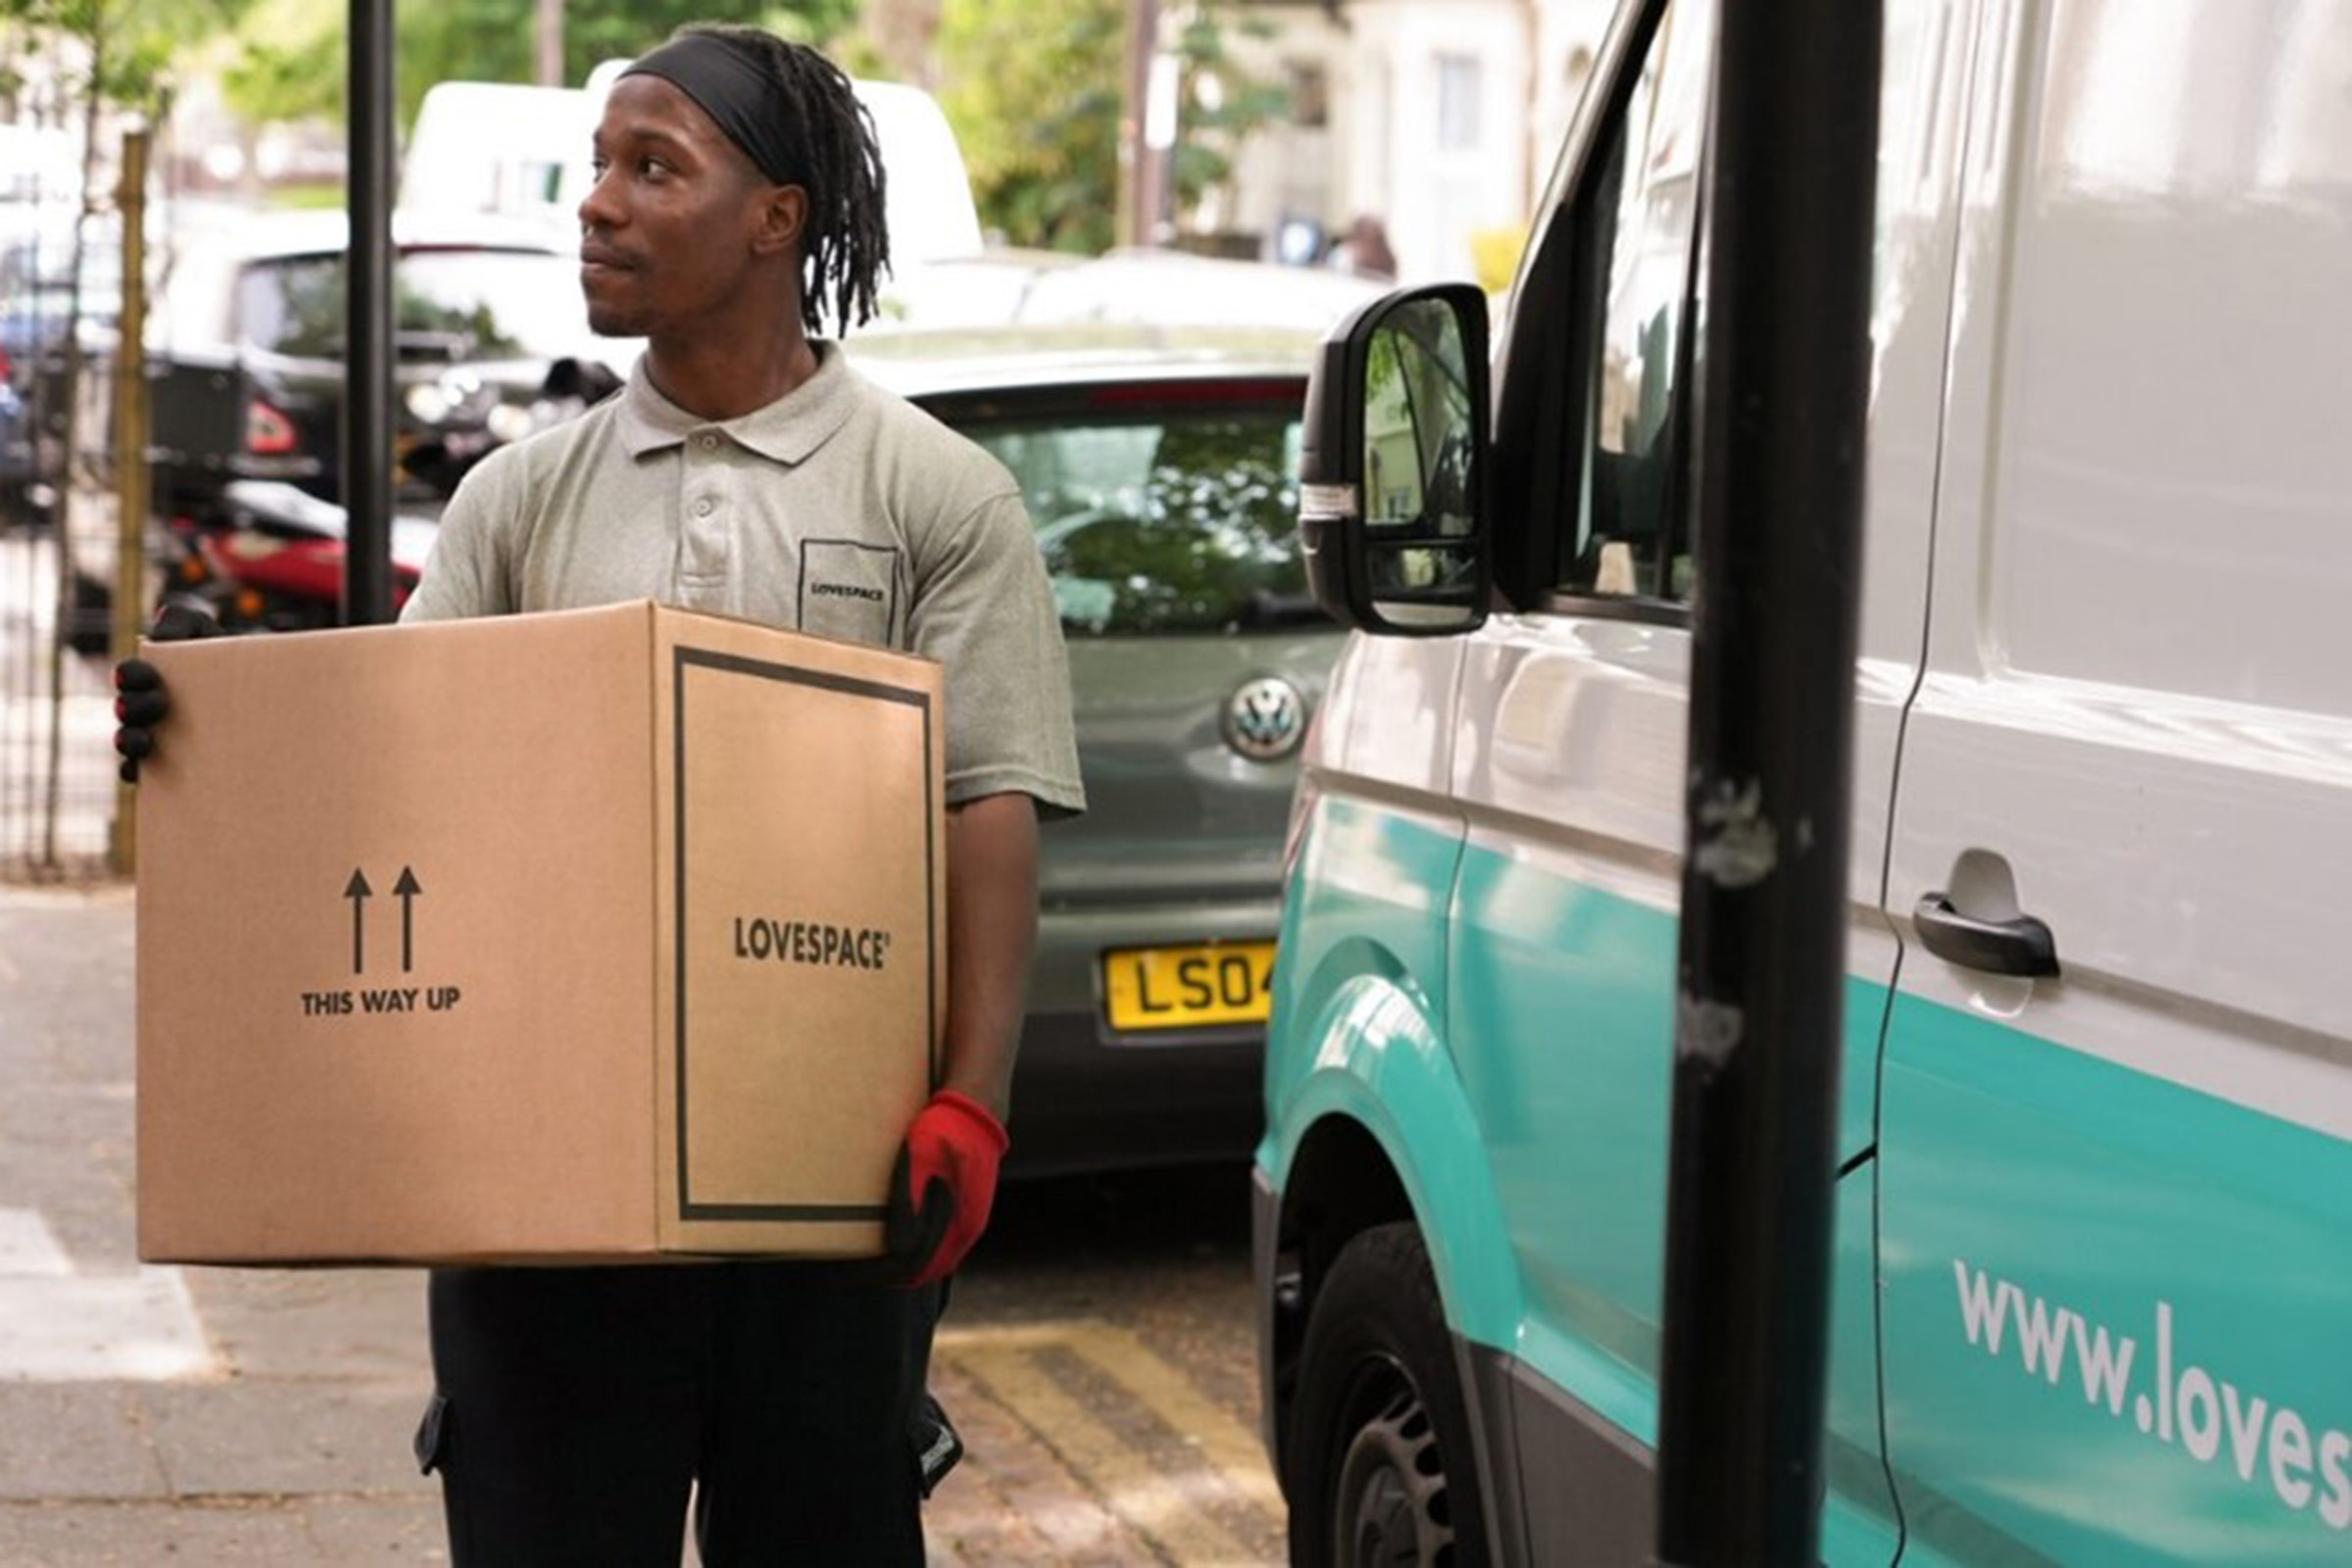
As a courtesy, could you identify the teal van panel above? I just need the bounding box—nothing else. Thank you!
[1498,1168,1899,1563]
[1265,793,1464,1120]
[1445,845,1893,1397]
[1261,979,1528,1349]
[1270,799,1448,1081]
[1827,1166,1904,1563]
[1823,1492,1905,1564]
[1446,849,1680,1392]
[1880,996,2352,1564]
[1262,794,1531,1343]
[1264,827,1902,1545]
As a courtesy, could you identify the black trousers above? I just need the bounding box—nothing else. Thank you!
[419,1263,941,1567]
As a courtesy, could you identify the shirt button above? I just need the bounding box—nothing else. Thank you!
[693,498,715,517]
[698,434,718,452]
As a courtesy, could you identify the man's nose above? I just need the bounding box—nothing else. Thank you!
[577,168,621,231]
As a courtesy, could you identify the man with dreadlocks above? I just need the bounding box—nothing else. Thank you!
[397,24,1085,1565]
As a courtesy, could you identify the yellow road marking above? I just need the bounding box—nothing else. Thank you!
[939,1317,1283,1564]
[941,1320,1284,1519]
[951,1339,1262,1566]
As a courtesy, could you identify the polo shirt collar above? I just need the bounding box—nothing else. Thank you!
[612,339,859,465]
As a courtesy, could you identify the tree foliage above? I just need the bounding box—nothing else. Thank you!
[207,0,336,126]
[206,0,861,130]
[935,0,1289,255]
[935,0,1124,254]
[1167,6,1289,224]
[0,0,245,115]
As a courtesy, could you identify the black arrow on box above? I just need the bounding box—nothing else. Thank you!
[395,866,422,973]
[345,868,372,975]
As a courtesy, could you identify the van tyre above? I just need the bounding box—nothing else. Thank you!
[1288,1222,1489,1568]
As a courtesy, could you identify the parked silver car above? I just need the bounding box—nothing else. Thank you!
[852,323,1346,1175]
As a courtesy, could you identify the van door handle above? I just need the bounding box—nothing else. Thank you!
[1912,893,2060,978]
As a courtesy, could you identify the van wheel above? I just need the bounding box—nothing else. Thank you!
[1287,1222,1489,1568]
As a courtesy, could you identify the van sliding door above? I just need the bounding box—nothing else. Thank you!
[1877,4,2352,1560]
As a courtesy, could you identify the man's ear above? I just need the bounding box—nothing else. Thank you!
[752,185,808,259]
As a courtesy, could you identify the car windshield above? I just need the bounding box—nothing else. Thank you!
[235,248,589,362]
[951,392,1312,636]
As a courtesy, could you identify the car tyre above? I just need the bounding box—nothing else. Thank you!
[1287,1221,1490,1568]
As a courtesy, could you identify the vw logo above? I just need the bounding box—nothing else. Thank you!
[1224,676,1307,762]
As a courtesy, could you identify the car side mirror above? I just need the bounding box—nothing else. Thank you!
[1298,283,1491,637]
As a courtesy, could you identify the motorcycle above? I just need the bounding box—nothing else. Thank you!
[161,479,439,633]
[155,356,623,634]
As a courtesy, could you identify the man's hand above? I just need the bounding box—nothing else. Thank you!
[888,1090,1009,1287]
[114,602,221,784]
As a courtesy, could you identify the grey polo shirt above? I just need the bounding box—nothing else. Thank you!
[404,343,1085,816]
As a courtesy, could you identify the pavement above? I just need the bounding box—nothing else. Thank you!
[0,886,1286,1566]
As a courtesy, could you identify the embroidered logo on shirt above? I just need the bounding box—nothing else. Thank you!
[810,581,887,603]
[798,540,903,645]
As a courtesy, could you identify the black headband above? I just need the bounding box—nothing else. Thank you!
[619,34,803,189]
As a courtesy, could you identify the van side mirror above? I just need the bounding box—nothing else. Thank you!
[1298,283,1491,636]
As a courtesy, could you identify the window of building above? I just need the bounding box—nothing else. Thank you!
[1438,53,1484,152]
[1288,62,1329,129]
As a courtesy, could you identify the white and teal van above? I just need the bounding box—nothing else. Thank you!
[1254,0,2352,1563]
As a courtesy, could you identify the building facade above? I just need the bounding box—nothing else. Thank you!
[1203,0,1616,287]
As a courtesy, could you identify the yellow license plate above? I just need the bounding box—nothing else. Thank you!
[1102,942,1276,1032]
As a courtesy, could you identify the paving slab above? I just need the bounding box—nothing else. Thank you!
[133,1377,435,1499]
[16,1191,138,1271]
[299,1494,450,1561]
[183,1266,428,1382]
[0,1497,318,1566]
[0,1384,166,1501]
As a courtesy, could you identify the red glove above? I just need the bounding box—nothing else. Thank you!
[890,1090,1008,1287]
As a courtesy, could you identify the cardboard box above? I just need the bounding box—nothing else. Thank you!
[135,601,945,1265]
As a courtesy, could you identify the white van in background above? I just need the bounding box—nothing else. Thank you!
[399,63,984,268]
[396,81,588,225]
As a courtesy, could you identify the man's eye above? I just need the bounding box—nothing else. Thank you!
[589,158,610,177]
[639,158,669,180]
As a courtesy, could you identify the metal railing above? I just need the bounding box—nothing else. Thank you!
[1,128,150,885]
[0,502,120,883]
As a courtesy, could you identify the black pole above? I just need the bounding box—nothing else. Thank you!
[342,0,396,626]
[1653,2,1882,1563]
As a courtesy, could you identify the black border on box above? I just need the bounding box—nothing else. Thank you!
[673,646,940,1222]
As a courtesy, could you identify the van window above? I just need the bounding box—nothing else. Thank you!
[1553,0,1714,605]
